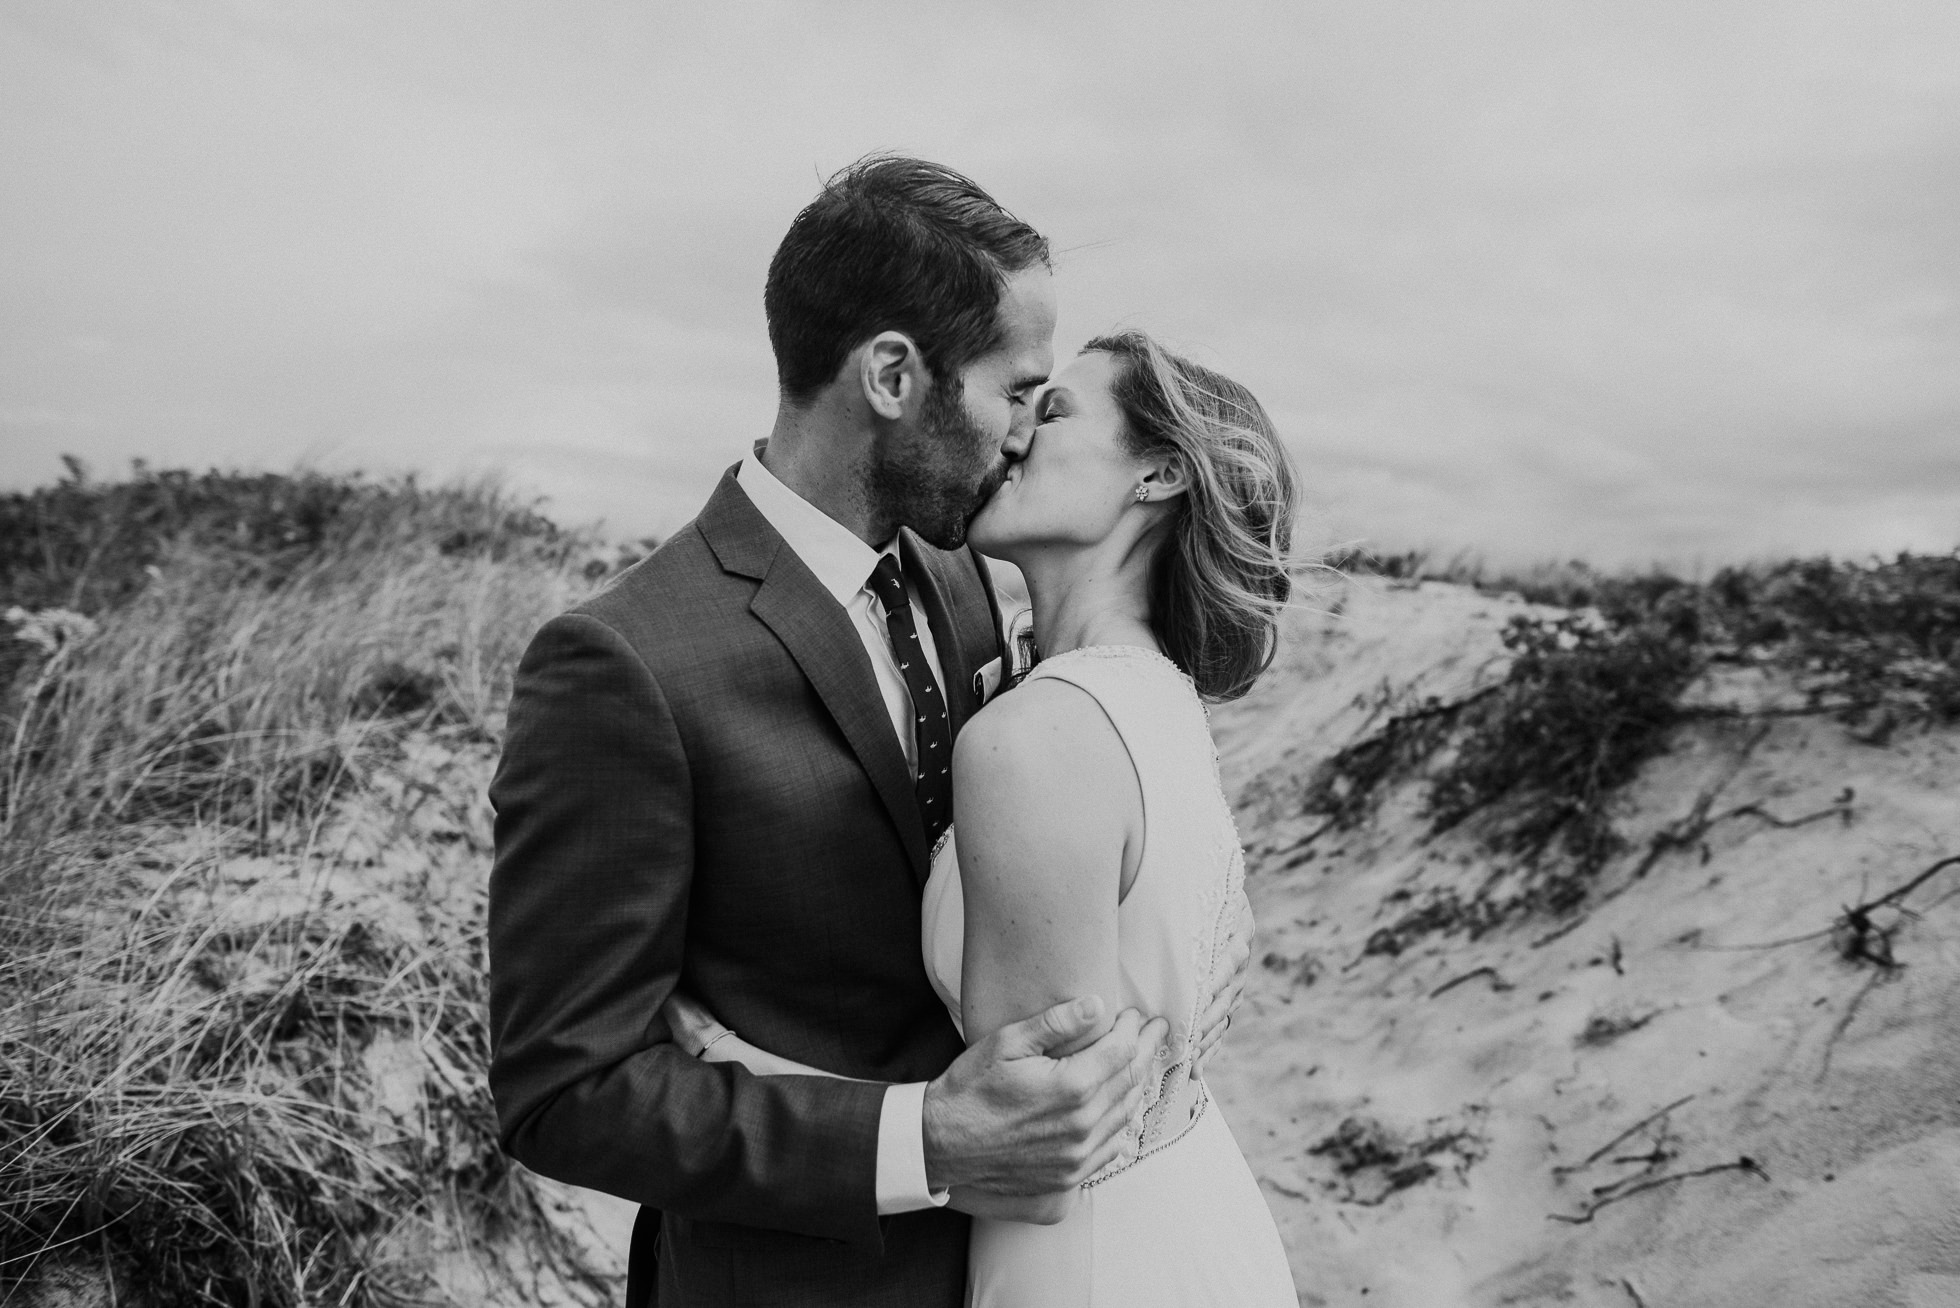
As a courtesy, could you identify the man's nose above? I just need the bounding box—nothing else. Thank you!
[1001,414,1034,461]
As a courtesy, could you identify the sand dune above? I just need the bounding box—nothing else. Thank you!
[1205,577,1960,1307]
[35,571,1946,1305]
[551,576,1960,1304]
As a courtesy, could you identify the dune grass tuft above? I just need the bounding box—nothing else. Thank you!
[1,465,609,1305]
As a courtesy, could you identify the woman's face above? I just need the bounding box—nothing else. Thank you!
[967,350,1148,561]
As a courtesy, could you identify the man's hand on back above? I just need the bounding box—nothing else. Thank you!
[921,997,1167,1195]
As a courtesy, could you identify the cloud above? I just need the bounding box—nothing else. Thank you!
[2,0,1957,565]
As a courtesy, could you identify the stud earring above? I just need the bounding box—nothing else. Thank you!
[1134,484,1150,503]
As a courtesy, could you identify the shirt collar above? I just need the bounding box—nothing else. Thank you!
[737,448,898,607]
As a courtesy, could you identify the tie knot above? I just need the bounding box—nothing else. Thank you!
[868,554,910,614]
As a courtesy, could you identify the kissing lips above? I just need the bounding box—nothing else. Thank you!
[969,460,1016,517]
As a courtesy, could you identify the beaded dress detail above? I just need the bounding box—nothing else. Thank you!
[920,645,1295,1308]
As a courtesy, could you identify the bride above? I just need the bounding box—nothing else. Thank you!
[670,329,1299,1307]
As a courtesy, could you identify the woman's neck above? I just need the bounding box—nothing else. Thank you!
[1018,545,1159,660]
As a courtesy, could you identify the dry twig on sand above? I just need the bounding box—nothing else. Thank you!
[1817,969,1890,1082]
[1428,966,1514,999]
[1549,1156,1769,1225]
[1553,1096,1695,1177]
[1834,855,1960,937]
[1627,727,1848,884]
[1695,851,1959,964]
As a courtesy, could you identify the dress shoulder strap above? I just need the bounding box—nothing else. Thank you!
[1021,643,1194,703]
[1021,644,1214,797]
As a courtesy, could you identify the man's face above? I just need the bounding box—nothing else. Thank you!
[871,267,1056,550]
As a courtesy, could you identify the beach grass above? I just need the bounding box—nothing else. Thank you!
[0,464,610,1306]
[11,462,1953,1303]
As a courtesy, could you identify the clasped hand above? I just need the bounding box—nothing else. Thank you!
[922,889,1252,1222]
[922,996,1167,1220]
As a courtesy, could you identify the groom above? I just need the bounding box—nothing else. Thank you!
[488,157,1233,1307]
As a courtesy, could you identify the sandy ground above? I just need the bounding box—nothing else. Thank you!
[548,577,1960,1305]
[64,576,1946,1306]
[1204,578,1960,1307]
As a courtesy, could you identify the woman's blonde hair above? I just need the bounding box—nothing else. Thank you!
[1084,330,1299,702]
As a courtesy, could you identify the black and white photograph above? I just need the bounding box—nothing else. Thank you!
[3,4,1958,1306]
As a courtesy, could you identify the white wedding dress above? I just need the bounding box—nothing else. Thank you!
[921,646,1298,1308]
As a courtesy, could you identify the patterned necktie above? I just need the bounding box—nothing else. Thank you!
[868,554,953,850]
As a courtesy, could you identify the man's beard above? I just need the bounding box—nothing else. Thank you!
[869,380,1008,551]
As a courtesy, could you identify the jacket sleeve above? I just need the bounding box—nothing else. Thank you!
[486,611,890,1249]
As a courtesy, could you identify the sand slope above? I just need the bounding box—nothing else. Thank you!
[1205,578,1960,1307]
[57,575,1946,1305]
[554,576,1960,1305]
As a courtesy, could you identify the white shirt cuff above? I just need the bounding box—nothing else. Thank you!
[875,1081,950,1214]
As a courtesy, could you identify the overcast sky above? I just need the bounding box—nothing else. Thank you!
[3,1,1956,566]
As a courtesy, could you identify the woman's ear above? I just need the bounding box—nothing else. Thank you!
[1139,451,1190,503]
[859,331,926,421]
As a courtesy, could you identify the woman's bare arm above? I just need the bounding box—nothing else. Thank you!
[950,678,1143,1222]
[666,680,1146,1225]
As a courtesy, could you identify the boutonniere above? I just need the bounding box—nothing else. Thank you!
[1006,607,1038,686]
[971,606,1039,705]
[972,657,1005,705]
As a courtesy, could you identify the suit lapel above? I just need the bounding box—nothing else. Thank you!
[699,470,930,883]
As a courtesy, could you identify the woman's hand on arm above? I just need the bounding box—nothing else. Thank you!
[660,990,861,1080]
[659,989,727,1058]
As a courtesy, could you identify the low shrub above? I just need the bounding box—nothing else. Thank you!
[1427,610,1701,873]
[0,458,577,610]
[1307,550,1960,937]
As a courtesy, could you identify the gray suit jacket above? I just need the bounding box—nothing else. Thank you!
[488,465,1004,1305]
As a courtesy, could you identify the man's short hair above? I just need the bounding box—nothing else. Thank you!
[765,155,1051,404]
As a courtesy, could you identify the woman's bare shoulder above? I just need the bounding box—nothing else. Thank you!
[959,676,1115,759]
[954,677,1134,824]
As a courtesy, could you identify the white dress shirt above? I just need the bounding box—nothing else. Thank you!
[735,449,950,1215]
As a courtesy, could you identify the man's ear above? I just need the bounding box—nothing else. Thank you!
[859,331,927,421]
[1140,451,1190,503]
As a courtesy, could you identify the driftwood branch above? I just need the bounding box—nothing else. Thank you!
[1549,1156,1768,1225]
[1678,699,1881,723]
[1369,682,1502,728]
[1530,916,1588,949]
[1692,925,1835,952]
[1518,728,1778,944]
[1693,846,1958,962]
[1718,796,1856,831]
[1553,1095,1694,1176]
[1631,769,1849,883]
[1274,816,1339,859]
[1826,852,1960,969]
[1858,853,1960,914]
[1428,966,1513,999]
[1817,969,1887,1082]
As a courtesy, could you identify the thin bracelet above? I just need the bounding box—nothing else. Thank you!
[697,1028,737,1059]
